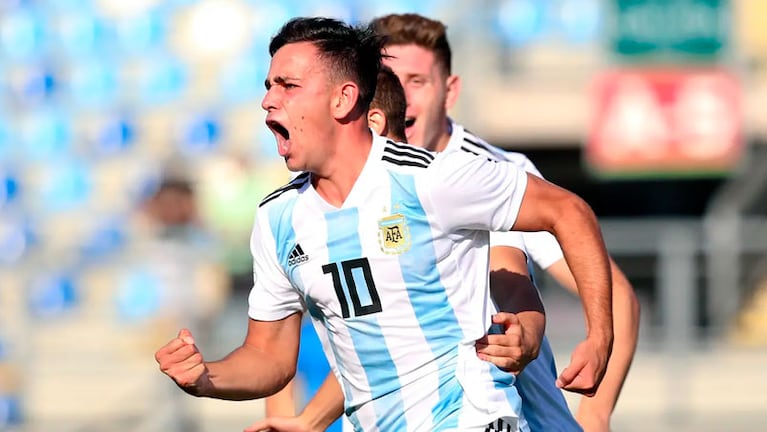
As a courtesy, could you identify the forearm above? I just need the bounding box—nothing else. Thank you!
[550,198,613,345]
[488,245,546,369]
[265,378,297,416]
[201,344,295,401]
[297,372,345,431]
[515,310,545,361]
[577,263,640,418]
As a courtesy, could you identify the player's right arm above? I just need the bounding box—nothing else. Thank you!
[476,242,545,373]
[155,313,302,401]
[156,202,307,401]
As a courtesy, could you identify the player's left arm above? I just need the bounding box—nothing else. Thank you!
[244,372,344,432]
[265,378,298,417]
[547,257,640,430]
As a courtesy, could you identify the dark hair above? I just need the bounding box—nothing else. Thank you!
[270,17,385,113]
[371,66,406,142]
[369,14,452,75]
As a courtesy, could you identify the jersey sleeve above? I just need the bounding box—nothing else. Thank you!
[247,209,304,321]
[510,156,565,269]
[522,230,565,270]
[427,151,528,233]
[489,230,526,251]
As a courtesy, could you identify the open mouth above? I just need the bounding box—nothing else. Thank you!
[405,117,415,129]
[267,120,290,140]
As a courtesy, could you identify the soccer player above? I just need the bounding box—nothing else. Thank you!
[155,17,613,432]
[367,66,408,143]
[373,14,639,431]
[247,13,636,432]
[261,65,546,431]
[261,66,418,430]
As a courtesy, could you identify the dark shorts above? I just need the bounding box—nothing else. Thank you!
[485,418,517,432]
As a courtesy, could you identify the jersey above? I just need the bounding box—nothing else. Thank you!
[249,134,530,432]
[446,121,582,432]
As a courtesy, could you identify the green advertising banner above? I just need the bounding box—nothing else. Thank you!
[610,0,731,63]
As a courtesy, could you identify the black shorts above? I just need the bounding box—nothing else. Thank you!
[485,418,516,432]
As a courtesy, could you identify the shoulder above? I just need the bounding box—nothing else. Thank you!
[453,126,510,163]
[380,139,436,172]
[459,128,543,176]
[258,171,311,209]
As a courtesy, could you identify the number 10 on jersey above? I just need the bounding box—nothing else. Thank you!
[322,258,382,319]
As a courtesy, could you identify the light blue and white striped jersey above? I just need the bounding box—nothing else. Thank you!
[248,134,531,432]
[447,121,582,432]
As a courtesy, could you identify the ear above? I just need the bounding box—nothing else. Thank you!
[367,108,387,136]
[331,82,360,119]
[444,74,462,111]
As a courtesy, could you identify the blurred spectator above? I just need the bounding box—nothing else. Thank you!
[127,162,231,432]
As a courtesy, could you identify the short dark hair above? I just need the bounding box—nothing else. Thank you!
[371,66,406,142]
[369,14,452,75]
[269,17,385,113]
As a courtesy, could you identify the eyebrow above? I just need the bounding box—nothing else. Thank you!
[264,76,297,90]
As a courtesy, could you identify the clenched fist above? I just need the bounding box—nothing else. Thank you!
[155,328,209,396]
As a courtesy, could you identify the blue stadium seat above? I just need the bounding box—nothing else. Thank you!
[304,0,357,23]
[0,169,20,209]
[9,65,56,106]
[0,218,28,265]
[38,160,92,212]
[138,58,187,105]
[0,118,12,161]
[248,1,300,42]
[69,61,118,108]
[557,0,602,44]
[79,217,127,260]
[20,110,71,160]
[494,0,547,46]
[91,116,135,155]
[220,57,268,103]
[180,114,221,155]
[115,269,162,322]
[359,0,441,21]
[27,272,79,318]
[0,394,23,428]
[57,12,103,58]
[0,8,46,61]
[114,11,164,55]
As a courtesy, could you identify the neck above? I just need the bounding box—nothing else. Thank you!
[431,117,453,153]
[313,122,373,207]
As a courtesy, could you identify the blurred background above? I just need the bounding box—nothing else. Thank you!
[0,0,765,431]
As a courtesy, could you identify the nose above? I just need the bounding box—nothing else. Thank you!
[261,87,278,112]
[403,85,414,107]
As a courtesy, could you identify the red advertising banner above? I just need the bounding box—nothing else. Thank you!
[587,69,743,178]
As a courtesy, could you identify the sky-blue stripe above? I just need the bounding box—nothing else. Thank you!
[267,199,360,429]
[325,208,407,432]
[267,198,299,274]
[389,172,465,429]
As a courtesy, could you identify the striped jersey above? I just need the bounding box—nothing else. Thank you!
[249,134,531,432]
[447,121,582,431]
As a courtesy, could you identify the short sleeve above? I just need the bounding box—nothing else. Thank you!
[428,151,528,233]
[522,230,564,270]
[489,230,526,251]
[503,153,564,268]
[247,209,305,321]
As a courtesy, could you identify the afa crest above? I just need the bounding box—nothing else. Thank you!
[378,213,411,255]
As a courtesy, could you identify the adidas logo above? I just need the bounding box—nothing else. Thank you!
[288,243,309,266]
